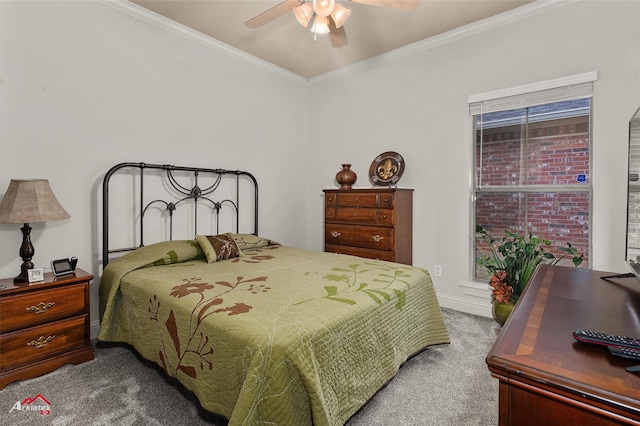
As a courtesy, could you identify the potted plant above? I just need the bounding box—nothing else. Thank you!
[476,225,583,325]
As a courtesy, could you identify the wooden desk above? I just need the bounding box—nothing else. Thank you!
[486,264,640,425]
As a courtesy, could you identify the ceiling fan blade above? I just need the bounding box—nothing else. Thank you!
[328,16,348,48]
[350,0,419,10]
[245,0,302,29]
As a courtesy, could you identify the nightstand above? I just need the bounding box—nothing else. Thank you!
[0,269,94,389]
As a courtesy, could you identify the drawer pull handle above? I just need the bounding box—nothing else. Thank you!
[371,235,384,242]
[331,231,341,238]
[27,335,56,349]
[26,302,56,314]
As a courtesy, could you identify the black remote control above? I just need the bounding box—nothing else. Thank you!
[608,345,640,361]
[572,329,640,350]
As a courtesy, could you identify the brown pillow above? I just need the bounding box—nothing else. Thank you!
[195,233,241,263]
[230,233,280,252]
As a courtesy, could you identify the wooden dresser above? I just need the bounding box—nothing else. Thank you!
[487,264,640,425]
[0,269,94,389]
[323,188,413,265]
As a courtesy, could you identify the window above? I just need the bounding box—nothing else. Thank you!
[470,74,596,281]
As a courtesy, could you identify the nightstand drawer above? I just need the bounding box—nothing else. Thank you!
[0,283,88,334]
[0,315,88,370]
[325,224,393,251]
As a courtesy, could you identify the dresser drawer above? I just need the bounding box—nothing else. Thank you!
[376,193,394,208]
[325,224,393,251]
[325,244,394,261]
[0,283,88,334]
[335,193,378,207]
[0,315,88,370]
[326,192,395,208]
[325,207,394,225]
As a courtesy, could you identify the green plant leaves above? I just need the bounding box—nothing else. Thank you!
[476,225,584,302]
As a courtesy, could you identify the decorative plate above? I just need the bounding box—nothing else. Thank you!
[369,151,405,186]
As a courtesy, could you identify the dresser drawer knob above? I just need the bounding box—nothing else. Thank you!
[26,301,56,314]
[331,231,342,238]
[371,235,384,242]
[26,335,56,349]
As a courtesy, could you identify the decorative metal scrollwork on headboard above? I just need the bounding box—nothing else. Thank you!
[102,162,258,268]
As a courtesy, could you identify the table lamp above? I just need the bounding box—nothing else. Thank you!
[0,179,70,282]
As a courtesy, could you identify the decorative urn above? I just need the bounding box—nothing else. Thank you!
[336,164,357,190]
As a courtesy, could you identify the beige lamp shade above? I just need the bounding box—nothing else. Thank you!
[0,179,70,224]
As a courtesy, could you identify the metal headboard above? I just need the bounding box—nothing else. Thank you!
[102,162,258,268]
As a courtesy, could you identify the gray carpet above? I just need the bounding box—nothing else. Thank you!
[0,308,499,426]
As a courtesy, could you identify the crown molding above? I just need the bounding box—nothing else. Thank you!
[94,0,309,86]
[308,0,580,85]
[96,0,578,87]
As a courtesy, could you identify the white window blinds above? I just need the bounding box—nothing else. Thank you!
[468,71,598,115]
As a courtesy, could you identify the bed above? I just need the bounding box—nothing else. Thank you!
[98,163,450,425]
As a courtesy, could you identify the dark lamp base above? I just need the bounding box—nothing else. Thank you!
[14,272,29,283]
[14,223,35,283]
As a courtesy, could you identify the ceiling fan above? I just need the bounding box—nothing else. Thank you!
[244,0,419,48]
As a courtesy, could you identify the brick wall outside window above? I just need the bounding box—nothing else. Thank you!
[474,114,590,279]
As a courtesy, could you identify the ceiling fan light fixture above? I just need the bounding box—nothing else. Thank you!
[312,0,335,17]
[330,4,351,28]
[310,14,330,34]
[293,2,314,27]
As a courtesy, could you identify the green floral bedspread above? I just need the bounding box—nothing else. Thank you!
[98,240,449,426]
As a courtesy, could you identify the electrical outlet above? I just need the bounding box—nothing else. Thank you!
[434,265,442,277]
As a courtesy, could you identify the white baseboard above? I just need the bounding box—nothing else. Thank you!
[438,294,492,318]
[91,320,100,340]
